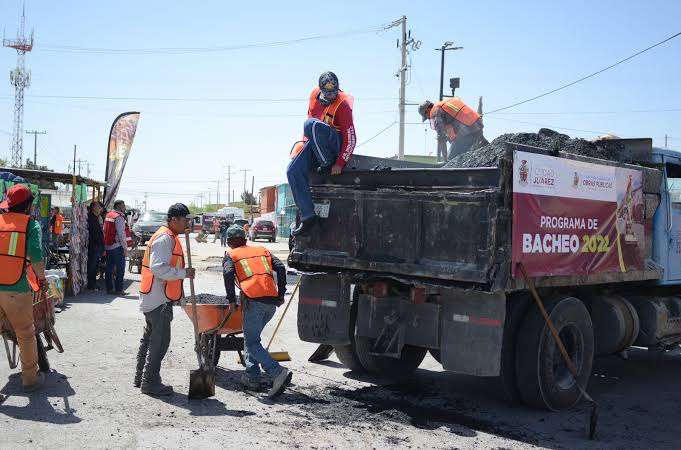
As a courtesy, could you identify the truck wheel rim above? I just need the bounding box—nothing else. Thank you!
[551,325,584,390]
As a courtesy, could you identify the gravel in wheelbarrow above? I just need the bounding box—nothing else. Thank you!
[191,294,229,305]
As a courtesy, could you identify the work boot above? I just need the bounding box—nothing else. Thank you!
[115,290,129,296]
[268,368,292,399]
[23,372,45,393]
[240,374,261,391]
[141,383,174,397]
[291,216,319,237]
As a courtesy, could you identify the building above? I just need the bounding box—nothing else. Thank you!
[259,185,277,214]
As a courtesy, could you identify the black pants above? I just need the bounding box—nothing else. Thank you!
[87,247,103,289]
[136,303,173,387]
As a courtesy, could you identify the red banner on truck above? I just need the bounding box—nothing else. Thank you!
[511,150,645,278]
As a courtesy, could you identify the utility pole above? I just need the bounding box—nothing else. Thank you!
[251,175,255,199]
[393,16,420,160]
[435,41,463,161]
[224,163,237,204]
[72,145,77,176]
[25,129,45,166]
[398,15,407,160]
[216,179,220,205]
[665,134,668,149]
[240,169,251,198]
[144,192,148,212]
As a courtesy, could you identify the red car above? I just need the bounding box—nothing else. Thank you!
[249,220,277,243]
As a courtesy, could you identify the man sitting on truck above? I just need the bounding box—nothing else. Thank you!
[419,98,487,159]
[222,225,291,398]
[286,71,356,236]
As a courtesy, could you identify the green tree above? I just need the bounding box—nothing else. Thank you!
[241,190,256,205]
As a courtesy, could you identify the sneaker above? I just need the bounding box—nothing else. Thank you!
[267,368,292,399]
[23,372,45,393]
[240,374,261,391]
[140,383,174,396]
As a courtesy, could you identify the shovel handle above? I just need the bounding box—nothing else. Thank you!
[185,232,201,365]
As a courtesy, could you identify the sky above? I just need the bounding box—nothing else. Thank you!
[1,0,680,210]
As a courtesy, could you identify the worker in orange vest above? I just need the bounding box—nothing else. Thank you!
[49,206,64,246]
[286,72,356,236]
[0,184,48,391]
[223,225,291,398]
[419,98,487,159]
[135,203,195,396]
[103,200,133,295]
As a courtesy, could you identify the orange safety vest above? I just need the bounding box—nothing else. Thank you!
[0,213,40,292]
[290,87,352,159]
[52,214,64,235]
[103,210,133,248]
[139,226,185,301]
[430,97,480,141]
[228,245,278,299]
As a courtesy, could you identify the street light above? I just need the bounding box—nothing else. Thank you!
[435,42,463,162]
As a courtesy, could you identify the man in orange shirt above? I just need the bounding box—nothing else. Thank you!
[287,72,356,236]
[419,98,486,159]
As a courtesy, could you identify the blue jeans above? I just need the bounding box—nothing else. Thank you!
[243,300,282,380]
[105,246,126,292]
[87,247,103,289]
[286,118,340,221]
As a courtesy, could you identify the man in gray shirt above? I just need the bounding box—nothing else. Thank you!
[135,203,195,396]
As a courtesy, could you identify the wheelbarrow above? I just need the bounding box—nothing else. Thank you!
[0,292,64,373]
[182,302,244,369]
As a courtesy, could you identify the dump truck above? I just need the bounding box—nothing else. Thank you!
[289,140,681,411]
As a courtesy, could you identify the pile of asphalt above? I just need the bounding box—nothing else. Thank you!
[191,293,229,304]
[444,128,617,168]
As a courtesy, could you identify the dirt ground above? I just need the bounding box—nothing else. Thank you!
[1,236,679,449]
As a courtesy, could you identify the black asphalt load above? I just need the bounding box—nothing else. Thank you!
[445,128,618,168]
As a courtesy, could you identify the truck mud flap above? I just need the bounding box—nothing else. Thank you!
[440,289,506,377]
[356,295,440,353]
[297,273,352,345]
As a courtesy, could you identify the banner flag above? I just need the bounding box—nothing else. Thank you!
[103,112,140,209]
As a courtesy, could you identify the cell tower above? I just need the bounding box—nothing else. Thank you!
[3,4,34,167]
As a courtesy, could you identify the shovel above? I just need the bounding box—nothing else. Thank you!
[186,231,215,399]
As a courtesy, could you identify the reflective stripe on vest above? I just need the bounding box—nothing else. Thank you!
[139,226,185,301]
[436,98,480,127]
[228,245,278,299]
[0,212,39,291]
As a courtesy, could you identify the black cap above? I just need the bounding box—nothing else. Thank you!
[167,203,191,219]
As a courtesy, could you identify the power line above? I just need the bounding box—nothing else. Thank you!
[17,94,396,103]
[38,23,393,55]
[486,31,681,115]
[494,107,681,116]
[356,121,397,148]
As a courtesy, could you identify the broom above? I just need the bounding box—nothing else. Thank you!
[264,278,301,361]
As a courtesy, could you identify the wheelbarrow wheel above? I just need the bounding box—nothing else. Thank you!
[36,336,50,373]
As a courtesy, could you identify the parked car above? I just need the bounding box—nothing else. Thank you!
[234,219,249,229]
[249,220,277,242]
[132,211,166,245]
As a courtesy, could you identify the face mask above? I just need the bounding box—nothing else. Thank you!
[319,90,338,105]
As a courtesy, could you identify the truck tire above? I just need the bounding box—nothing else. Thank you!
[499,294,531,405]
[516,296,594,410]
[354,334,427,377]
[333,342,365,372]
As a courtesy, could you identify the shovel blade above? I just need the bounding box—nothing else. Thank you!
[308,344,334,362]
[188,368,215,399]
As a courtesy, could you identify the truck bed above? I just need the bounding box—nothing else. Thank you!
[289,144,663,290]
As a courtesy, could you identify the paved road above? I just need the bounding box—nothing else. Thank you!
[0,236,679,448]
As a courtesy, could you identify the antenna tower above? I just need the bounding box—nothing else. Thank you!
[3,3,34,167]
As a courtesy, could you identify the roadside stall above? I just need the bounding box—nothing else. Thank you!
[0,167,106,296]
